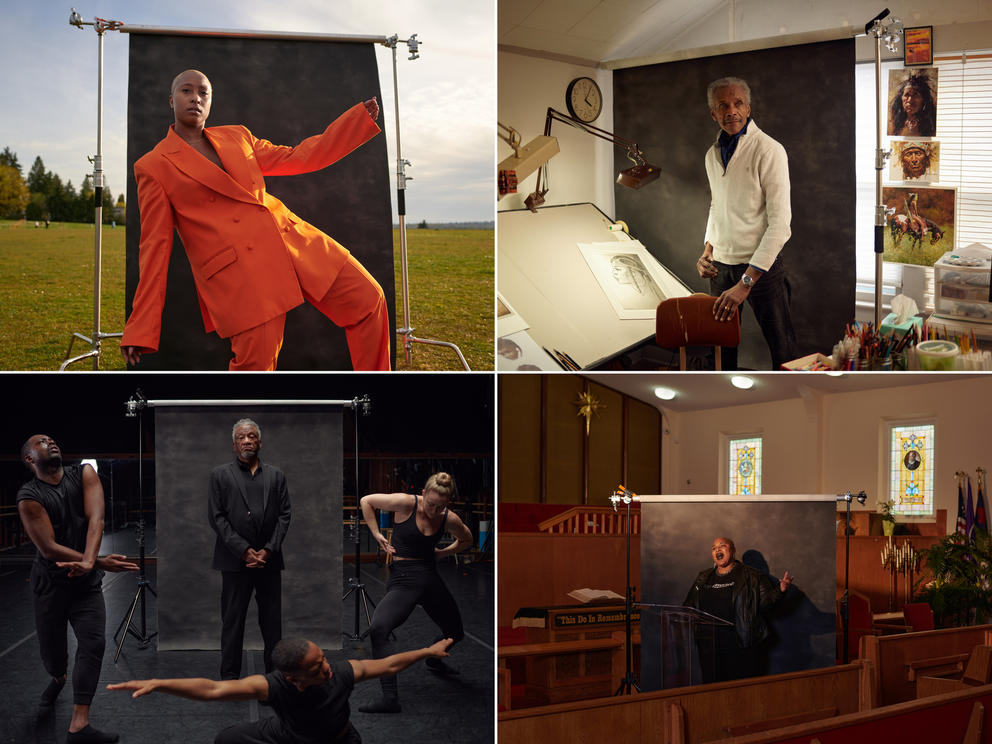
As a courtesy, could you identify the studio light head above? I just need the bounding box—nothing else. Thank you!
[352,394,372,416]
[865,8,903,53]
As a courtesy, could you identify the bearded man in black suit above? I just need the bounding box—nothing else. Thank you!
[208,418,291,679]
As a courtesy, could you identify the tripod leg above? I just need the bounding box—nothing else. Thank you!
[114,586,142,663]
[360,588,374,626]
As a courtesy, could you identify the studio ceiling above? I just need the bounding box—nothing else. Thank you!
[581,373,988,413]
[498,0,725,63]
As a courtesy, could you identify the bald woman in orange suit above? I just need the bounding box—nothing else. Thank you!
[120,69,391,371]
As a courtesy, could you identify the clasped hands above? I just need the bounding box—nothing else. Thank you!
[242,547,271,568]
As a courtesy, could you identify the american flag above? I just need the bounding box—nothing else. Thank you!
[956,476,967,536]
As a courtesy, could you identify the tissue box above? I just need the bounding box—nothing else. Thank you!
[880,312,923,337]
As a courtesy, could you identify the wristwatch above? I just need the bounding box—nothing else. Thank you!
[741,274,755,290]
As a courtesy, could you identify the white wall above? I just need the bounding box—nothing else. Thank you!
[662,376,992,533]
[497,50,615,216]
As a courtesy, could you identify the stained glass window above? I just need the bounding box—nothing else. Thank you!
[728,436,762,496]
[889,423,935,517]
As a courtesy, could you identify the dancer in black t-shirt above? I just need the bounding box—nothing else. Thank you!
[358,472,473,713]
[17,435,138,744]
[108,637,453,743]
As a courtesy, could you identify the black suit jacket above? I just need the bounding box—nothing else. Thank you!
[208,459,291,572]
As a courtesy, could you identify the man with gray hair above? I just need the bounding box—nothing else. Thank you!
[697,76,798,369]
[208,418,291,679]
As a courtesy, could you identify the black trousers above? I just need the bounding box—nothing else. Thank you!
[367,560,464,697]
[710,260,799,370]
[220,568,282,679]
[31,564,106,705]
[214,719,361,744]
[696,640,762,684]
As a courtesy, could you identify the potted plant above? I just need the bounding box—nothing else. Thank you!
[879,499,896,536]
[915,532,992,627]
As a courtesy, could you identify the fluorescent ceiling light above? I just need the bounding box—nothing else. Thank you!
[730,376,754,390]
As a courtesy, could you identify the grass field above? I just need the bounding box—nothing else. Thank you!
[0,220,493,371]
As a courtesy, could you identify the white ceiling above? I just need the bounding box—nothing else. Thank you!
[581,372,989,412]
[498,0,992,64]
[498,0,725,62]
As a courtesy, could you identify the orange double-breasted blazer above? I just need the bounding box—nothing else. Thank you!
[121,102,381,351]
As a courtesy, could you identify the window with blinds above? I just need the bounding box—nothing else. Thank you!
[855,49,992,312]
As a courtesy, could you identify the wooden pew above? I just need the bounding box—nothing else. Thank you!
[498,661,869,744]
[861,624,992,706]
[917,645,992,698]
[704,684,992,744]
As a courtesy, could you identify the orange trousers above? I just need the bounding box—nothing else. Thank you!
[228,254,391,371]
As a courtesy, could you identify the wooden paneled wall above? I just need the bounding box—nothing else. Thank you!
[498,376,662,505]
[499,532,641,627]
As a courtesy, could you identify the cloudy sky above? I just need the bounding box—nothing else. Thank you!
[0,0,494,223]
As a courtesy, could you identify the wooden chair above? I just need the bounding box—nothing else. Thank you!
[902,601,935,632]
[841,590,910,659]
[656,294,740,370]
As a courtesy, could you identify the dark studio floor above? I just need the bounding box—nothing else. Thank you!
[0,530,494,744]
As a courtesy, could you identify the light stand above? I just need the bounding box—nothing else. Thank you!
[343,395,379,641]
[61,9,124,370]
[865,9,904,327]
[610,485,640,695]
[837,489,867,663]
[114,389,157,661]
[385,35,470,370]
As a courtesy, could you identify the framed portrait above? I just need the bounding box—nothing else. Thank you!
[888,139,940,182]
[904,26,934,67]
[887,68,938,138]
[881,185,956,267]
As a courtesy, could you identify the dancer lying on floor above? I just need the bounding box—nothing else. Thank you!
[108,638,453,744]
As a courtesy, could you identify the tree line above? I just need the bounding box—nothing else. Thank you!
[0,146,125,224]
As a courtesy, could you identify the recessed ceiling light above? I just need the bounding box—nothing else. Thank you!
[654,386,676,400]
[825,371,844,377]
[730,376,754,390]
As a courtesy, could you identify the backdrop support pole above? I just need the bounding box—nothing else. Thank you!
[385,35,470,371]
[872,29,886,328]
[342,395,377,641]
[62,10,123,371]
[115,391,158,661]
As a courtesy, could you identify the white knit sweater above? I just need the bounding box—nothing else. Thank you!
[703,120,791,272]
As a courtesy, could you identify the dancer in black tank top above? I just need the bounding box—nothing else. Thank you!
[357,472,474,713]
[17,434,138,744]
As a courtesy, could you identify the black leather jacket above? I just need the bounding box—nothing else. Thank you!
[683,562,782,648]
